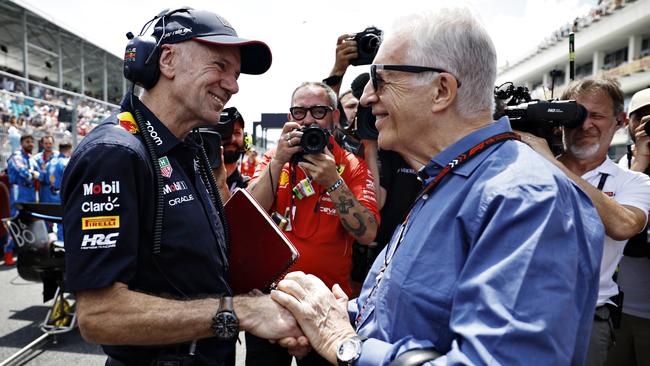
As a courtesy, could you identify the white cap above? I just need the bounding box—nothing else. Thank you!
[628,88,650,116]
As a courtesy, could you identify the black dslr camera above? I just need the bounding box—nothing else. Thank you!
[292,125,332,163]
[494,82,588,155]
[196,107,242,169]
[350,27,383,66]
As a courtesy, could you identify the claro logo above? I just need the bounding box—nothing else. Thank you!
[83,181,120,196]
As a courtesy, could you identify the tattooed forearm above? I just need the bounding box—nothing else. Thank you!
[368,213,377,226]
[341,212,367,238]
[335,195,355,214]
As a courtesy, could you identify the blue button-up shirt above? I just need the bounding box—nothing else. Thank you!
[350,117,604,365]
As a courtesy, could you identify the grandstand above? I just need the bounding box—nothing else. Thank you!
[0,0,123,169]
[496,0,650,160]
[497,0,650,100]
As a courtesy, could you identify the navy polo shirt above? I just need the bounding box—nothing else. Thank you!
[61,93,233,365]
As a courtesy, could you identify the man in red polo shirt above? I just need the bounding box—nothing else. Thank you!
[247,81,379,366]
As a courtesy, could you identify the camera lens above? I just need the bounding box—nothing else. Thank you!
[359,34,380,54]
[300,126,328,154]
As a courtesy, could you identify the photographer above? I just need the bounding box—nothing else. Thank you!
[247,81,379,366]
[606,87,650,366]
[520,79,650,366]
[61,8,304,365]
[322,33,359,96]
[222,109,249,192]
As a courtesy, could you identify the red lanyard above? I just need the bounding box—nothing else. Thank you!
[355,131,519,328]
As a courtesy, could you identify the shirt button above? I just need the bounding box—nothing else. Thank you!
[422,194,429,200]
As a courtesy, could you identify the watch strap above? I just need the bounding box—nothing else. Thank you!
[337,335,368,365]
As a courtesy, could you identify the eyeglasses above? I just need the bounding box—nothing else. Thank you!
[370,64,462,91]
[289,105,334,120]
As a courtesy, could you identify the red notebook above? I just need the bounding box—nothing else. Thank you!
[225,188,299,294]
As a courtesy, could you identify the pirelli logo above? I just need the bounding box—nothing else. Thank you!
[81,216,120,230]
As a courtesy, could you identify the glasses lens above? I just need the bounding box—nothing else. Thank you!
[310,106,328,119]
[290,107,307,120]
[371,65,378,91]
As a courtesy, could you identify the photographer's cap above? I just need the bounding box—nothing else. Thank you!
[629,88,650,116]
[153,8,272,75]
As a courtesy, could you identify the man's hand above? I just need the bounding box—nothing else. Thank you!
[275,122,303,165]
[330,34,358,78]
[632,116,650,171]
[298,147,340,188]
[271,272,357,364]
[516,131,556,161]
[235,292,304,341]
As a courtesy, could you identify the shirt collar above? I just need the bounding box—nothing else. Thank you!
[581,157,617,180]
[121,91,182,156]
[421,116,513,180]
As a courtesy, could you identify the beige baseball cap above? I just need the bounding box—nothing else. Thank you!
[628,88,650,116]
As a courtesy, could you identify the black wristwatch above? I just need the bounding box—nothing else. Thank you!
[211,296,239,341]
[323,74,343,87]
[336,335,367,365]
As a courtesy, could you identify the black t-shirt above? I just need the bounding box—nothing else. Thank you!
[61,93,233,365]
[226,168,249,192]
[374,150,422,251]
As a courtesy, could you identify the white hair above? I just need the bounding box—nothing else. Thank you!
[389,7,496,118]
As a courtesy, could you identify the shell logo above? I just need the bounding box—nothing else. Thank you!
[279,170,290,187]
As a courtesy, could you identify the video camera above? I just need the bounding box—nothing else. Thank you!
[494,82,588,155]
[350,27,383,66]
[196,107,242,169]
[291,125,332,164]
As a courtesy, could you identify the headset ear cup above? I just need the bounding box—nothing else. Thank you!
[123,35,160,89]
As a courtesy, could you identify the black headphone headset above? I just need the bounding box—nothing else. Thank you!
[123,7,191,89]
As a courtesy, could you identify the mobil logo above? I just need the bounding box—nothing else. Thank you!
[83,181,120,196]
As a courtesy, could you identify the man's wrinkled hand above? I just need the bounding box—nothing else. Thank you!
[271,271,357,364]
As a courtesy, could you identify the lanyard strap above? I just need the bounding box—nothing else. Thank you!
[354,131,519,328]
[402,132,520,225]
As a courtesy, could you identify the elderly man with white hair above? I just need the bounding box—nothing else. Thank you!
[272,7,605,366]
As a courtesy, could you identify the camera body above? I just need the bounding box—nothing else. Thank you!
[494,82,587,155]
[196,107,242,169]
[292,125,332,163]
[350,27,383,66]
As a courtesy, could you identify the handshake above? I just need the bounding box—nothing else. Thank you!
[244,271,358,364]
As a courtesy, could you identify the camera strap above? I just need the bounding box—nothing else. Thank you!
[596,173,609,191]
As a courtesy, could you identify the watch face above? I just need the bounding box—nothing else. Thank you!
[214,312,239,340]
[337,337,361,363]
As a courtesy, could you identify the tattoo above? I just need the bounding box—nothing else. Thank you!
[341,212,367,238]
[335,196,355,214]
[368,213,377,226]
